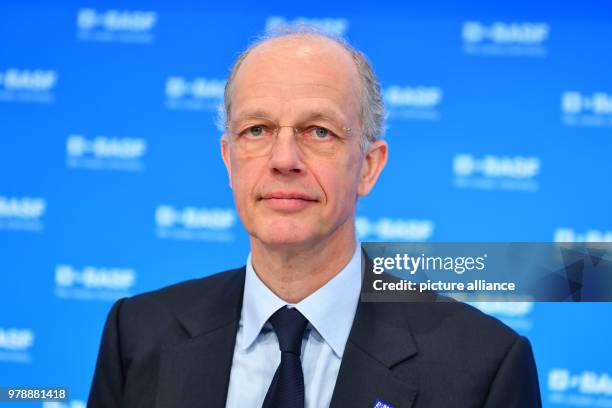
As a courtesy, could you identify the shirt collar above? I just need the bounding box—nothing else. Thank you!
[240,242,362,358]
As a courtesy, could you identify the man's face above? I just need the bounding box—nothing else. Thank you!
[221,35,385,248]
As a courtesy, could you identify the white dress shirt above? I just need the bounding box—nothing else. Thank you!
[225,243,362,408]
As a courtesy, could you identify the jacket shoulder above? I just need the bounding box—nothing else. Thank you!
[402,301,539,406]
[111,267,245,357]
[408,299,519,349]
[395,299,526,387]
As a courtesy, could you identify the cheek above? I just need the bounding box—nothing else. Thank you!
[228,157,248,199]
[229,155,262,203]
[229,168,256,226]
[321,160,362,210]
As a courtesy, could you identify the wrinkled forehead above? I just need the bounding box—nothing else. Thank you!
[230,35,362,123]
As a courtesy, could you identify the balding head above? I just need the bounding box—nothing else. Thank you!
[222,28,385,151]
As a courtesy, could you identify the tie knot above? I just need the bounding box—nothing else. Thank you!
[269,306,308,355]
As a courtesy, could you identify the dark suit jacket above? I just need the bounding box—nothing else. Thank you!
[88,266,542,408]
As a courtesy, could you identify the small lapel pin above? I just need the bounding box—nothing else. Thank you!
[373,399,396,408]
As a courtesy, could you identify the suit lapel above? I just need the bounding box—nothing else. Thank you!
[155,268,245,408]
[154,260,421,408]
[330,253,420,408]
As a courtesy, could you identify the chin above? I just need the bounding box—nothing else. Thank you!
[255,221,319,247]
[261,230,313,246]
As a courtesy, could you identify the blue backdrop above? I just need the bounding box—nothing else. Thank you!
[1,1,611,407]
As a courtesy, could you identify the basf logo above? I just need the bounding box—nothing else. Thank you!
[0,68,57,104]
[470,302,534,331]
[0,195,46,232]
[462,21,550,57]
[165,76,225,111]
[155,205,237,242]
[66,134,147,172]
[384,85,443,121]
[356,216,434,242]
[0,327,34,363]
[548,369,612,406]
[265,16,348,36]
[554,228,612,243]
[55,264,136,301]
[453,154,541,192]
[562,91,612,128]
[77,8,157,43]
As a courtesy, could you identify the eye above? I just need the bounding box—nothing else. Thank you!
[248,125,265,137]
[311,127,331,139]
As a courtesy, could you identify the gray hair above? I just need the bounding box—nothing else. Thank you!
[220,24,385,151]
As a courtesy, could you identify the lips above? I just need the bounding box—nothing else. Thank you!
[259,191,318,211]
[260,191,317,201]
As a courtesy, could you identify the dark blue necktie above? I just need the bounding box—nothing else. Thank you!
[262,306,309,408]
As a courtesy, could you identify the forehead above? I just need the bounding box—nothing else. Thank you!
[230,35,361,123]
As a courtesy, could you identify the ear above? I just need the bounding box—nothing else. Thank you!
[220,135,233,189]
[357,140,388,197]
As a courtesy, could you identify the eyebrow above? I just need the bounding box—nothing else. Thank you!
[298,111,347,126]
[232,109,275,123]
[232,107,348,127]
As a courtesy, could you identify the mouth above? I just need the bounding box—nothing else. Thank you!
[259,191,318,211]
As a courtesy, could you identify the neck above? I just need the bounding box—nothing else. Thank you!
[250,221,357,304]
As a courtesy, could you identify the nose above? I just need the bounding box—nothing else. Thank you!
[267,127,305,175]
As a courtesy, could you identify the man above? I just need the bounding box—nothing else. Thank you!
[88,27,541,408]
